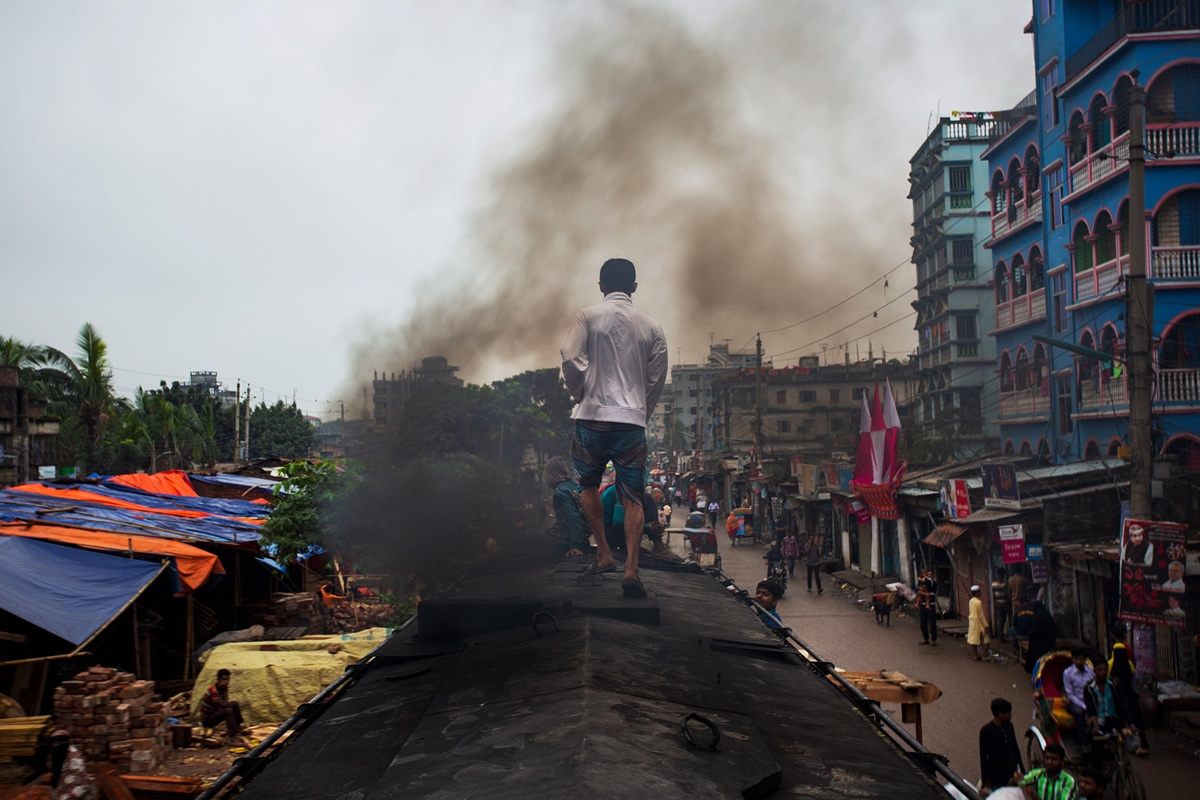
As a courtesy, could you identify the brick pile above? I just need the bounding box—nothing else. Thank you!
[253,592,325,633]
[52,666,171,773]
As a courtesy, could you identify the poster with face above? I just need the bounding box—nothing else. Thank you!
[1119,519,1188,628]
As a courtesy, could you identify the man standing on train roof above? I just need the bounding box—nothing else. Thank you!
[561,257,668,599]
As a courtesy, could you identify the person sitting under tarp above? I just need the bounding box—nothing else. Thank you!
[199,668,247,746]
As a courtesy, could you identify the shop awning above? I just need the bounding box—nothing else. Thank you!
[957,508,1023,524]
[0,536,167,647]
[924,523,967,548]
[1046,539,1121,560]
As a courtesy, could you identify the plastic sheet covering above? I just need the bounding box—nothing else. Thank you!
[189,473,279,492]
[0,522,224,593]
[189,628,394,725]
[106,469,198,496]
[0,535,164,646]
[0,489,262,544]
[10,483,264,524]
[92,481,270,519]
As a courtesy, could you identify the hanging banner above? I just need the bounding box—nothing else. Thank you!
[790,455,804,477]
[981,463,1021,510]
[998,524,1026,564]
[822,463,842,491]
[1119,519,1189,628]
[939,479,971,519]
[799,464,820,499]
[849,499,870,525]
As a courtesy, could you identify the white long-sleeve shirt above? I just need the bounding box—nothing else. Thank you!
[560,292,668,427]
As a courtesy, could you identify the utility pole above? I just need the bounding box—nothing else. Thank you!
[233,380,240,464]
[340,402,346,453]
[754,334,764,461]
[244,386,251,461]
[1127,73,1154,518]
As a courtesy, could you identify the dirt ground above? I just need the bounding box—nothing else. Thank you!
[145,723,281,784]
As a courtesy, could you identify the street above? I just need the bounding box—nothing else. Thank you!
[667,530,1200,797]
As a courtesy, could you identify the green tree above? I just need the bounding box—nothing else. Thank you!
[260,459,361,564]
[249,400,315,459]
[45,323,118,473]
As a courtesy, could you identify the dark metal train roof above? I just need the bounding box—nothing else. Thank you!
[229,558,949,799]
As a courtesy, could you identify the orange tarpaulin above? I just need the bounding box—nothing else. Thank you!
[0,522,224,593]
[107,469,198,497]
[8,483,262,525]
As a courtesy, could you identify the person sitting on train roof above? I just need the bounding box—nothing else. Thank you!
[755,580,784,631]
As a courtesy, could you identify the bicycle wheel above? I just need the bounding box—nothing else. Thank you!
[1113,763,1146,800]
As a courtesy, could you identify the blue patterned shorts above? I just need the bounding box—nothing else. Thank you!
[571,420,646,503]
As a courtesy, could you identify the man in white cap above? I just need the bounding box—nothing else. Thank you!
[967,584,990,661]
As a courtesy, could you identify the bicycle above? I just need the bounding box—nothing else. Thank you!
[1093,730,1146,800]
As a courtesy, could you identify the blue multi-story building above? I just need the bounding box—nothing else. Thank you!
[984,0,1200,469]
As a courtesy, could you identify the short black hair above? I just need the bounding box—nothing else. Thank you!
[599,258,636,294]
[1080,768,1107,788]
[217,668,232,680]
[757,579,784,600]
[991,697,1012,716]
[1044,743,1066,758]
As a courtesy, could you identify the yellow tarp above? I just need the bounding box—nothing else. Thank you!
[189,628,393,726]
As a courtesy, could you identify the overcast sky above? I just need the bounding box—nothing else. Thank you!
[1,1,1033,420]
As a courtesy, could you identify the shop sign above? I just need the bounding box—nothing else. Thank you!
[849,499,870,525]
[1118,519,1189,629]
[981,463,1020,510]
[822,463,841,491]
[1030,561,1048,582]
[939,479,971,519]
[998,525,1026,564]
[37,465,56,480]
[1026,544,1044,562]
[790,455,804,477]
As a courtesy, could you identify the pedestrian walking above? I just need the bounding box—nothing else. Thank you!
[916,569,938,646]
[803,534,823,593]
[560,257,668,599]
[978,697,1024,794]
[707,499,719,528]
[1108,640,1150,756]
[781,530,800,577]
[967,585,991,660]
[991,569,1011,640]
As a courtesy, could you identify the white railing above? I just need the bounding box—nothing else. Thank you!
[990,193,1042,242]
[1069,131,1130,196]
[1158,369,1200,403]
[999,390,1050,417]
[1075,255,1127,302]
[996,291,1048,330]
[1079,374,1127,407]
[1146,123,1200,161]
[1151,245,1200,280]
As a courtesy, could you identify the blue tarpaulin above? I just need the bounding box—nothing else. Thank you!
[0,536,165,646]
[0,489,262,544]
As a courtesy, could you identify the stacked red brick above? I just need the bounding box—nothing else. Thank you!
[52,666,171,772]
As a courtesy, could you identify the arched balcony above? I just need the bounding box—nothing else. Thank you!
[1068,92,1129,196]
[1147,63,1200,164]
[995,249,1046,330]
[1158,312,1200,404]
[998,344,1050,417]
[1076,209,1127,302]
[1151,189,1200,281]
[990,158,1041,242]
[1078,326,1127,408]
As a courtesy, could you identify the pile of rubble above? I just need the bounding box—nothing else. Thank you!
[52,666,171,773]
[326,600,396,634]
[256,592,324,631]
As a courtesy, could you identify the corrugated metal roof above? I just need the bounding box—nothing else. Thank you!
[957,507,1022,524]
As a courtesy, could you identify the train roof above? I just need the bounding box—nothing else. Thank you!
[224,554,950,799]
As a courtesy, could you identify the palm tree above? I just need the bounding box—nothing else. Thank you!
[49,323,117,473]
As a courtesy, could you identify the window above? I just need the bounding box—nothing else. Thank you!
[952,239,973,264]
[777,420,791,433]
[955,314,977,340]
[852,387,866,400]
[1041,64,1059,130]
[776,390,787,404]
[830,418,845,432]
[1042,0,1054,20]
[948,165,972,209]
[798,390,817,403]
[688,389,698,397]
[1055,376,1073,435]
[689,406,697,415]
[829,389,840,403]
[1046,166,1064,230]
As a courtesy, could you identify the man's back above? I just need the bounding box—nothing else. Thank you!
[561,293,667,427]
